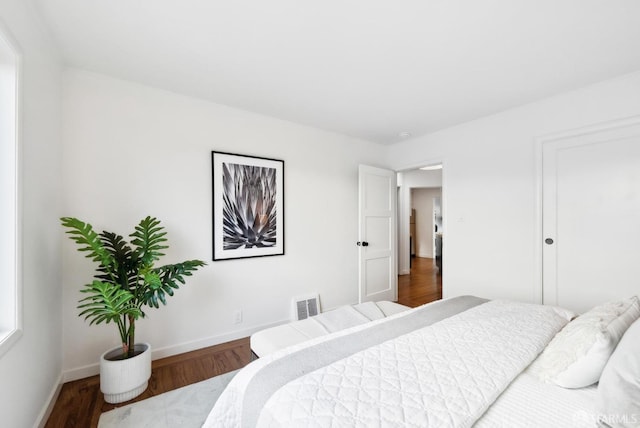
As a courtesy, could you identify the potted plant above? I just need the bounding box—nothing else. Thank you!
[61,216,205,403]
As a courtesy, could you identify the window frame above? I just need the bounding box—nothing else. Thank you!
[0,22,22,358]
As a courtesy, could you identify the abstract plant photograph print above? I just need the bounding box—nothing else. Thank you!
[222,162,277,249]
[212,151,284,261]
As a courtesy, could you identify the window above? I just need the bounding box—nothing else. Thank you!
[0,26,21,357]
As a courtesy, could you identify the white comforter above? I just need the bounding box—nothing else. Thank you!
[205,300,571,427]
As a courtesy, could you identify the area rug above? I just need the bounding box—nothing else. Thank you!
[98,369,238,427]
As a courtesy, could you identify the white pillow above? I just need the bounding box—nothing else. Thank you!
[527,296,640,388]
[598,317,640,427]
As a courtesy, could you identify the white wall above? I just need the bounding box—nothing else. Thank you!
[397,169,442,274]
[400,169,443,188]
[0,2,63,427]
[411,188,442,258]
[61,70,387,379]
[389,71,640,303]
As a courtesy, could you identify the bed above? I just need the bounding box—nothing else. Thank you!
[204,295,640,427]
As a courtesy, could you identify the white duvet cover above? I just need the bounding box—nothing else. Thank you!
[204,300,571,427]
[475,372,597,428]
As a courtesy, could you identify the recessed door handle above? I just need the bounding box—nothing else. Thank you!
[545,238,554,245]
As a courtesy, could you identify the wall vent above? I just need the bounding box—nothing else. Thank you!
[293,294,320,320]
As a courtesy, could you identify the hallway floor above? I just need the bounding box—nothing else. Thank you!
[397,257,442,307]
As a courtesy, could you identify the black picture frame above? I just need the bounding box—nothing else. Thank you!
[211,151,285,261]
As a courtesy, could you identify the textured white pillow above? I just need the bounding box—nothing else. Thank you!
[527,296,640,388]
[598,318,640,428]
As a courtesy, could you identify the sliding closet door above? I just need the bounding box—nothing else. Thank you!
[542,119,640,313]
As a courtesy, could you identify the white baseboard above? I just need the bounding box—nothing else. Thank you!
[35,373,63,428]
[61,320,287,383]
[150,320,285,360]
[417,252,433,259]
[63,361,100,383]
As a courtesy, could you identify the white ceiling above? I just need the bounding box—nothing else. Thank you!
[34,0,640,144]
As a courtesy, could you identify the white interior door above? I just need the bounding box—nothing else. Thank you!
[542,120,640,313]
[358,165,397,303]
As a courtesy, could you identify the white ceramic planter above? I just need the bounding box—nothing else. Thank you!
[100,342,152,404]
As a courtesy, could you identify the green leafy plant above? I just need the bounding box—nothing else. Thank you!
[61,216,205,359]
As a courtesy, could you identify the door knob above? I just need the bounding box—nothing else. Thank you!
[545,238,554,245]
[357,241,370,247]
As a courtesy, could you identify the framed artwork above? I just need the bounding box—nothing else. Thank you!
[211,151,285,260]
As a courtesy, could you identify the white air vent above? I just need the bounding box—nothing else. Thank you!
[292,294,320,321]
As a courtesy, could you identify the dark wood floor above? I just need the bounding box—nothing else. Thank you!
[45,258,440,427]
[397,256,442,307]
[45,338,251,428]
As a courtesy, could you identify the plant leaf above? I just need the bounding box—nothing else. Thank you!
[141,260,205,308]
[97,231,137,290]
[77,280,141,326]
[130,216,168,266]
[61,217,113,268]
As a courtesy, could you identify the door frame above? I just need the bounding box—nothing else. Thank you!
[534,114,640,306]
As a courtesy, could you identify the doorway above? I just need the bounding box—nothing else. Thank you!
[411,188,442,259]
[396,164,443,306]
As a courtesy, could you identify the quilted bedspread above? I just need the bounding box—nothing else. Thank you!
[204,298,571,427]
